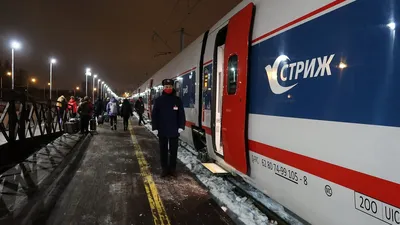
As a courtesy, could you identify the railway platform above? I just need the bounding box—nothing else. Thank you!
[13,117,235,225]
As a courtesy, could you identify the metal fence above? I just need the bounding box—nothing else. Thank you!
[0,90,70,146]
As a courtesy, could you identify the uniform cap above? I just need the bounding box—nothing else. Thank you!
[162,79,174,86]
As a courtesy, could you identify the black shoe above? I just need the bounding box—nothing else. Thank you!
[160,170,168,178]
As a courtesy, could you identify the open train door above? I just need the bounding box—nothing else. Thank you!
[221,3,254,174]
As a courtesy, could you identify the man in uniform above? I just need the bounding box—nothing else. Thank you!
[152,79,186,177]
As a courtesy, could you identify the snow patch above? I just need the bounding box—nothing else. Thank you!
[177,148,271,225]
[134,113,302,225]
[152,173,208,202]
[109,182,123,194]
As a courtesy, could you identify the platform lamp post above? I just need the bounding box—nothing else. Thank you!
[92,74,97,101]
[74,86,80,97]
[10,41,21,90]
[49,58,56,100]
[103,84,107,99]
[97,79,101,99]
[27,78,36,96]
[85,68,91,96]
[101,81,104,99]
[44,83,50,99]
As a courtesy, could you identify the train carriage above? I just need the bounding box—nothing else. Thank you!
[135,1,400,224]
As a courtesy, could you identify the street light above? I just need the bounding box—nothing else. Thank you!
[43,83,50,100]
[101,81,105,98]
[74,86,80,97]
[27,77,36,95]
[49,58,56,100]
[93,74,97,100]
[97,79,101,99]
[6,72,11,76]
[10,40,21,90]
[105,84,109,98]
[85,68,91,96]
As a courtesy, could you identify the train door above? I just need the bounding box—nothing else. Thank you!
[221,3,254,174]
[215,45,225,156]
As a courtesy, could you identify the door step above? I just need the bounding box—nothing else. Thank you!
[202,163,228,175]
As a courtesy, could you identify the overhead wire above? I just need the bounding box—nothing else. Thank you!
[162,0,181,27]
[176,0,204,29]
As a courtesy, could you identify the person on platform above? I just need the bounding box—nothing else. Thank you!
[94,97,104,120]
[56,95,67,122]
[88,97,94,119]
[107,97,120,130]
[151,79,186,177]
[134,97,145,125]
[67,96,78,118]
[121,98,133,131]
[77,96,92,134]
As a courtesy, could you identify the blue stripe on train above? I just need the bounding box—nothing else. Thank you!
[248,0,400,127]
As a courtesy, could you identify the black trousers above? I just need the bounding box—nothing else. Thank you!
[159,136,178,172]
[110,115,117,128]
[80,115,90,133]
[123,116,130,129]
[138,113,145,125]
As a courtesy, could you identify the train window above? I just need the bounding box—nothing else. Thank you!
[150,88,156,105]
[227,54,238,95]
[174,79,182,98]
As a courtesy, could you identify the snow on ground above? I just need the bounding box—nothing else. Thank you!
[231,176,304,225]
[133,113,300,225]
[176,146,272,225]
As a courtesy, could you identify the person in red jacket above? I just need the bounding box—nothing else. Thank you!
[68,96,78,118]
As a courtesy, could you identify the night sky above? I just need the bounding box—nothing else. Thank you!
[0,0,241,93]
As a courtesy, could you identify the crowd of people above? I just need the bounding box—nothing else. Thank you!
[55,78,186,178]
[56,94,136,134]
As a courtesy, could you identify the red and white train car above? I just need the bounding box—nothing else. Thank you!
[134,0,400,224]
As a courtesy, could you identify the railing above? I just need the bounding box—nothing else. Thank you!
[0,90,70,146]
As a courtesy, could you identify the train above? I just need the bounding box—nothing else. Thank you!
[131,1,400,224]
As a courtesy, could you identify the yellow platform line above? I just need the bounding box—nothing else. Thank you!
[128,121,171,225]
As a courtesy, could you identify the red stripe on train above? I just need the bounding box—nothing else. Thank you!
[252,0,346,44]
[203,60,213,66]
[179,67,197,77]
[185,121,195,127]
[188,124,399,207]
[248,140,400,208]
[169,67,197,80]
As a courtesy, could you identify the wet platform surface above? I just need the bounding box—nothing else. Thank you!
[0,133,85,225]
[44,118,235,225]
